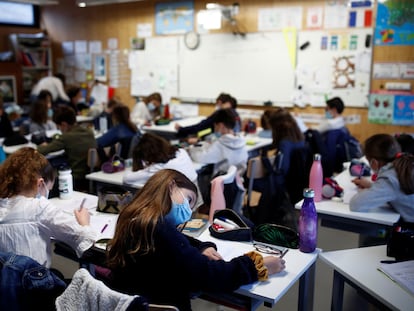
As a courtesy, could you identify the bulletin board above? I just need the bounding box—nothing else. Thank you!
[129,36,179,101]
[178,32,295,105]
[295,28,373,108]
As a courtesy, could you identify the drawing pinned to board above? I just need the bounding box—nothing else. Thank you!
[94,54,106,82]
[333,56,355,89]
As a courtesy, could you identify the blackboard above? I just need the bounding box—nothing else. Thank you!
[178,32,295,105]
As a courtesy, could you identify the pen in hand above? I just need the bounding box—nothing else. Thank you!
[101,223,109,234]
[79,198,87,211]
[279,248,289,258]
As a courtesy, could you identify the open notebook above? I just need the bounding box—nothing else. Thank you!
[378,260,414,296]
[56,196,118,242]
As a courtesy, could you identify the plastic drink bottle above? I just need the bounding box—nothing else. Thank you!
[309,153,323,202]
[299,188,318,253]
[58,167,73,199]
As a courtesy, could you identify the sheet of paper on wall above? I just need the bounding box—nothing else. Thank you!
[62,41,74,55]
[89,40,102,54]
[75,40,87,54]
[137,23,152,38]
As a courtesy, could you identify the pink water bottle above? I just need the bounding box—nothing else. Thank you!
[309,153,323,202]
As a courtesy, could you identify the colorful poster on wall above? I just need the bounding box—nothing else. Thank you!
[155,1,194,35]
[368,93,394,124]
[374,1,414,45]
[393,95,414,125]
[369,93,414,125]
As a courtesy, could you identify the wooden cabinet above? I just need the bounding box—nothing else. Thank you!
[9,32,52,105]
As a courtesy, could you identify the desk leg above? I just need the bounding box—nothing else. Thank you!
[298,262,315,311]
[331,270,344,311]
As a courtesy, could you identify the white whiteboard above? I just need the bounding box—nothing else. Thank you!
[296,29,373,108]
[178,32,295,105]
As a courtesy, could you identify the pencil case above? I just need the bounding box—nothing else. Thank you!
[209,209,253,242]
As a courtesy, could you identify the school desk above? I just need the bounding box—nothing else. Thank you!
[198,229,319,311]
[319,245,414,311]
[295,164,400,237]
[85,162,206,191]
[51,192,318,311]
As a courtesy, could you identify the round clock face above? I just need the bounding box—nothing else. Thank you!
[184,31,200,50]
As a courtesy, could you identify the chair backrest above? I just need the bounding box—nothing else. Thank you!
[0,252,66,311]
[323,128,349,177]
[209,165,245,222]
[55,268,179,311]
[245,154,276,208]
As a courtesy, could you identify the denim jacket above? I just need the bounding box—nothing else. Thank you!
[0,252,66,311]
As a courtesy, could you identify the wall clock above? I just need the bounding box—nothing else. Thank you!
[184,31,200,50]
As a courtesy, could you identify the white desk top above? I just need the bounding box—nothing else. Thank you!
[198,229,319,306]
[142,116,206,134]
[76,115,95,123]
[295,163,400,226]
[295,198,399,226]
[86,162,206,188]
[319,245,414,310]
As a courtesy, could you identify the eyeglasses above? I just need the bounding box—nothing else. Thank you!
[253,242,289,257]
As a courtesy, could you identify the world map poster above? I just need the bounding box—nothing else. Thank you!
[374,0,414,45]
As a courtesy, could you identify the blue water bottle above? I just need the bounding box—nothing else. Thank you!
[299,188,318,253]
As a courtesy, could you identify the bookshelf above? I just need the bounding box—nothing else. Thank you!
[9,32,52,105]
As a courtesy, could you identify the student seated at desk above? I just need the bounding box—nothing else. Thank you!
[37,105,97,192]
[350,134,414,223]
[123,132,203,208]
[175,93,241,139]
[106,169,285,311]
[316,96,345,134]
[0,148,97,268]
[97,103,139,161]
[131,92,162,126]
[21,99,57,138]
[188,108,248,174]
[93,98,119,132]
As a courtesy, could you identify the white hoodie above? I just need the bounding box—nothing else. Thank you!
[189,133,248,173]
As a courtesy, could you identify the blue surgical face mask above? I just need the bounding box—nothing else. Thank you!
[36,180,49,199]
[47,108,53,118]
[214,132,222,138]
[165,189,192,227]
[147,102,156,111]
[325,111,333,119]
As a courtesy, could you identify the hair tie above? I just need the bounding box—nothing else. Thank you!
[395,152,405,159]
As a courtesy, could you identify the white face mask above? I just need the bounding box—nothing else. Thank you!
[36,180,49,199]
[147,102,156,111]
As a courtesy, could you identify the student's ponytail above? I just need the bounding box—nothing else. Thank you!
[394,152,414,194]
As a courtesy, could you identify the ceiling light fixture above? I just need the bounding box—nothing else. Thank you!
[6,0,59,5]
[77,0,145,7]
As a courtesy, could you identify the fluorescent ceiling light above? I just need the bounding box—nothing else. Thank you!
[6,0,59,5]
[77,0,145,7]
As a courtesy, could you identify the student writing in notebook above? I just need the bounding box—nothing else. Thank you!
[106,169,285,311]
[0,147,97,268]
[350,134,414,222]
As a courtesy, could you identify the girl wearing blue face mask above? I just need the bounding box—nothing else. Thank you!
[0,147,97,268]
[107,169,286,311]
[131,92,162,126]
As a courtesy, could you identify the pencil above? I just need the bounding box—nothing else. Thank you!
[79,198,86,211]
[279,248,289,258]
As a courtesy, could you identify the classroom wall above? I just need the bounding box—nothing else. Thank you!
[0,0,413,142]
